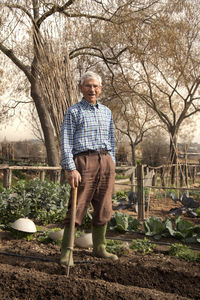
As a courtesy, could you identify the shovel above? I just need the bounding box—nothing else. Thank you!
[67,186,78,277]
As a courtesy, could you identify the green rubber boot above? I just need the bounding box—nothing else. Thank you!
[60,226,74,266]
[92,225,118,261]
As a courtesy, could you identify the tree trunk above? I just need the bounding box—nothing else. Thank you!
[130,142,136,166]
[170,133,178,185]
[30,78,59,167]
[160,167,165,187]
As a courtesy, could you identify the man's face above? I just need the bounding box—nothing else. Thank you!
[79,78,102,104]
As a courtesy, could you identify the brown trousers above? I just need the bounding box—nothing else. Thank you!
[64,152,115,226]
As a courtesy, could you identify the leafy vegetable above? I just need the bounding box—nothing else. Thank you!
[144,216,200,243]
[110,212,141,232]
[0,179,70,225]
[144,216,169,240]
[106,239,127,255]
[174,217,200,243]
[127,216,141,231]
[169,243,200,262]
[115,212,129,232]
[112,191,128,203]
[130,238,157,254]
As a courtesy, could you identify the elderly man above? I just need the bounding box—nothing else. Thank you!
[60,71,118,265]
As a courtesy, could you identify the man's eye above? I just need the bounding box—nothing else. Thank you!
[85,85,99,88]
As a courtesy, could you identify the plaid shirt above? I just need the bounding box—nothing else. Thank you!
[60,98,115,170]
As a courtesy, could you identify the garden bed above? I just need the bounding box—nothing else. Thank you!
[0,233,199,300]
[0,179,199,299]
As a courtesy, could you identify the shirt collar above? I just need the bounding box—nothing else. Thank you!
[81,98,99,109]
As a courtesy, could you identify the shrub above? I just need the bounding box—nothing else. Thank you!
[0,179,70,225]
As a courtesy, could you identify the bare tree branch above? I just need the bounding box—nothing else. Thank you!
[0,43,32,81]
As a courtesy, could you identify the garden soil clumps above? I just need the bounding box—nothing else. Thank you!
[0,237,199,299]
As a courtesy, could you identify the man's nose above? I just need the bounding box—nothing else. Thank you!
[89,86,95,91]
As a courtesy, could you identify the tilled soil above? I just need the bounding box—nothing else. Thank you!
[0,236,199,300]
[0,191,199,299]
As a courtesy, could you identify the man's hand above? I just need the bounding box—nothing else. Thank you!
[67,170,81,188]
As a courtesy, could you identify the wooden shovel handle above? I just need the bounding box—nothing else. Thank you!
[68,187,77,249]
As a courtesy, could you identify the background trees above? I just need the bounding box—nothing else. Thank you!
[0,0,199,169]
[102,0,200,172]
[141,129,169,167]
[0,0,159,166]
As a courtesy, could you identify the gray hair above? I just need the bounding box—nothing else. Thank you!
[79,71,102,86]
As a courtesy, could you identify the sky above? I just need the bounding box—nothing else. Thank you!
[1,115,200,144]
[0,119,35,142]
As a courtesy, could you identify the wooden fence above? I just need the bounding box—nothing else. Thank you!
[0,164,62,189]
[117,163,200,220]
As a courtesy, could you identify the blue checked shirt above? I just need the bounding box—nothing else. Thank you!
[60,98,115,170]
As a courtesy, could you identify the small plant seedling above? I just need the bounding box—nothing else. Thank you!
[130,238,157,254]
[169,243,200,262]
[37,232,54,245]
[37,228,63,245]
[9,228,36,241]
[106,239,127,256]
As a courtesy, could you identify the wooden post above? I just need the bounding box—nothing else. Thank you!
[184,165,188,186]
[145,166,149,176]
[40,170,46,181]
[192,167,196,184]
[137,164,145,221]
[130,167,136,192]
[180,165,183,187]
[3,168,12,188]
[152,169,157,186]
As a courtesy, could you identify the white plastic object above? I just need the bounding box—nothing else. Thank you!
[75,233,93,249]
[11,218,37,233]
[48,229,64,241]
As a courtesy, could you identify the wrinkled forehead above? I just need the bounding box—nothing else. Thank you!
[81,77,101,86]
[83,77,100,86]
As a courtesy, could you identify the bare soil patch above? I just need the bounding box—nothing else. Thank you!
[0,231,199,300]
